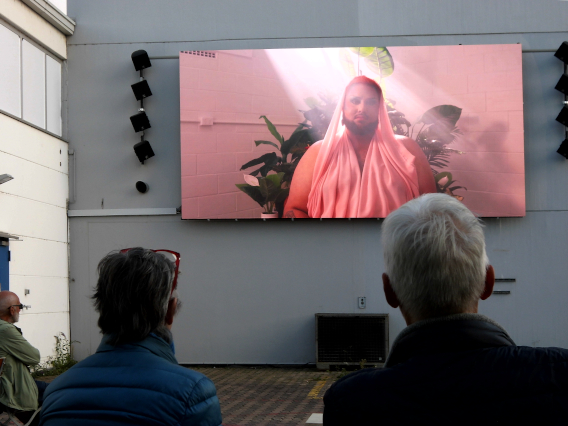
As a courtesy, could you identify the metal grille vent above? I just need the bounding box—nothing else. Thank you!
[316,314,388,369]
[181,51,216,58]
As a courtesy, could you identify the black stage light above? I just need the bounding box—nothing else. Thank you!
[136,181,149,193]
[132,50,151,71]
[131,80,152,101]
[554,42,568,64]
[558,139,568,159]
[130,80,152,101]
[555,74,568,95]
[133,140,155,164]
[130,111,151,132]
[556,107,568,126]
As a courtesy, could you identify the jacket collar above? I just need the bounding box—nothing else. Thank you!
[384,313,515,368]
[96,333,178,365]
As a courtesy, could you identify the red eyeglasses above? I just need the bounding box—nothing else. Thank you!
[120,248,180,294]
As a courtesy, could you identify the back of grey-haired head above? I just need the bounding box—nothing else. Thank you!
[93,247,175,345]
[382,193,489,321]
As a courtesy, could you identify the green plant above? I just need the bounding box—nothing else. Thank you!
[32,333,78,378]
[410,105,466,198]
[235,172,289,214]
[239,116,317,186]
[237,115,319,215]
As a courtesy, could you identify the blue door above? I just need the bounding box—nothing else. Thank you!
[0,244,9,291]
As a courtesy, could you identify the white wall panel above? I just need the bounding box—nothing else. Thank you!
[0,23,21,117]
[0,0,67,59]
[22,40,45,128]
[17,312,70,362]
[9,237,67,278]
[46,55,62,136]
[0,151,67,207]
[8,276,68,315]
[0,115,68,169]
[0,194,67,242]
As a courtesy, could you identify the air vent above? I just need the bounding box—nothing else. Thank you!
[316,314,388,370]
[181,50,216,58]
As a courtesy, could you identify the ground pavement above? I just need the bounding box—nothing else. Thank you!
[1,366,345,425]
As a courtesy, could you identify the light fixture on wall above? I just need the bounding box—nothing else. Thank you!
[131,80,152,101]
[0,174,14,184]
[554,42,568,64]
[136,181,149,193]
[133,140,155,164]
[130,110,151,132]
[130,49,155,165]
[558,139,568,159]
[131,50,152,71]
[554,42,568,158]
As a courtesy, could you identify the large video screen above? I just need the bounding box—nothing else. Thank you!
[180,45,524,219]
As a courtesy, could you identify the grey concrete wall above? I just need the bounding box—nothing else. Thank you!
[67,0,568,363]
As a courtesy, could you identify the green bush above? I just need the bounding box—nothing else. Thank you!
[32,333,78,378]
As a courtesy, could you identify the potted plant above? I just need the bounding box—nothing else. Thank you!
[236,172,289,218]
[236,116,318,217]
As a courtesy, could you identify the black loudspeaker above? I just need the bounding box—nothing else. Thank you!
[130,111,151,132]
[556,107,568,126]
[558,139,568,159]
[136,181,149,193]
[131,50,151,71]
[131,80,152,101]
[554,42,568,64]
[133,140,155,164]
[555,74,568,95]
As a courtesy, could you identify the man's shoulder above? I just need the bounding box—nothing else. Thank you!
[52,345,212,390]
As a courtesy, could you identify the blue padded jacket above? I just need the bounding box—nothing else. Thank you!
[39,334,222,426]
[324,314,568,426]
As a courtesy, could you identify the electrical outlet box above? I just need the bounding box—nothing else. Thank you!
[358,297,366,309]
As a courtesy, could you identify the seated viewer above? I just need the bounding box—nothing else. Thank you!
[39,247,222,426]
[323,193,568,425]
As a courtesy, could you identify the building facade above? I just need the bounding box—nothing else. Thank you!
[62,0,568,364]
[0,0,74,359]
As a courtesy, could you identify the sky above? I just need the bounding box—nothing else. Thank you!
[50,0,66,14]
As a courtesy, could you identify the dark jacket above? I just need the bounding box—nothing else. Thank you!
[323,314,568,426]
[39,334,222,426]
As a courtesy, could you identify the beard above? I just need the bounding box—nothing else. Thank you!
[12,311,19,323]
[343,117,379,136]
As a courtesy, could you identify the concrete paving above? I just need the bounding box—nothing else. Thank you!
[1,366,346,425]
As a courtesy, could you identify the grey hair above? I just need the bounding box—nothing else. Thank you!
[382,193,489,321]
[92,247,176,345]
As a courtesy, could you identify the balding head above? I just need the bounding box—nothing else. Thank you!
[0,291,21,323]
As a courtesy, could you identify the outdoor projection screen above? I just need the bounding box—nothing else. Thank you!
[180,45,524,219]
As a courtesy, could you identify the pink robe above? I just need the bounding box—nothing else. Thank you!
[307,80,421,218]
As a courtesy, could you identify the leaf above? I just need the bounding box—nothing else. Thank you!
[243,175,259,186]
[435,172,453,184]
[259,115,284,145]
[281,129,313,158]
[240,152,278,170]
[235,184,264,207]
[339,49,357,78]
[416,105,462,127]
[254,140,280,150]
[265,172,284,188]
[364,47,394,79]
[304,97,322,110]
[349,47,375,57]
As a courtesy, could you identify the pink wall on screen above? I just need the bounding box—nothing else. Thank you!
[386,44,525,216]
[180,50,304,219]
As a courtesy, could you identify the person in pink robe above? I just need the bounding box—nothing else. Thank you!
[285,76,436,218]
